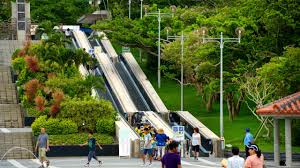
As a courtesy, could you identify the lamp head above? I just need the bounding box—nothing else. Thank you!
[235,27,244,36]
[199,27,208,36]
[170,5,177,13]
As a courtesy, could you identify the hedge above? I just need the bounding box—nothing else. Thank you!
[58,98,116,132]
[32,116,78,136]
[96,118,115,135]
[49,133,115,145]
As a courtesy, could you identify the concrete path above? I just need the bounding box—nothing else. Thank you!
[0,156,222,168]
[1,156,300,168]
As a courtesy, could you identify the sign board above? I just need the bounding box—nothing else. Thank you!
[119,128,131,157]
[172,126,185,142]
[88,48,94,55]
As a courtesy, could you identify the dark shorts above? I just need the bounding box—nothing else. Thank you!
[143,149,153,155]
[192,145,200,152]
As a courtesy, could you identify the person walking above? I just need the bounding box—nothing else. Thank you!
[161,141,182,168]
[244,128,254,158]
[141,128,153,167]
[227,147,245,168]
[191,127,201,160]
[155,128,170,160]
[35,128,50,167]
[244,144,264,168]
[80,131,103,167]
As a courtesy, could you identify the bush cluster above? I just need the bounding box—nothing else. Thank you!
[96,118,115,135]
[32,116,78,136]
[49,133,115,145]
[58,98,116,133]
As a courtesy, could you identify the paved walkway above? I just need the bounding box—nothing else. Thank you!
[1,156,300,168]
[0,156,222,168]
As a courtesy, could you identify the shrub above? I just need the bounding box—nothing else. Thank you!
[34,96,46,111]
[96,118,116,135]
[24,56,39,72]
[31,116,78,136]
[52,90,64,104]
[49,133,114,145]
[58,98,116,131]
[25,79,40,101]
[12,57,26,74]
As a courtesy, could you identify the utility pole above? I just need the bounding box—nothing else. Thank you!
[167,31,188,111]
[128,0,131,19]
[201,27,243,150]
[145,10,172,88]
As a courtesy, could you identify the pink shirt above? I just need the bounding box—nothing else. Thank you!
[245,154,264,168]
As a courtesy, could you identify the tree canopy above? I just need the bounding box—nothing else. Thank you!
[93,0,300,119]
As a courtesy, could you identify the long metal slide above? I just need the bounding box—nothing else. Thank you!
[73,31,174,139]
[99,33,221,156]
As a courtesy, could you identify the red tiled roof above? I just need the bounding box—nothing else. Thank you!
[256,92,300,116]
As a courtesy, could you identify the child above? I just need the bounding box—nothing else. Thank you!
[141,128,153,166]
[80,131,103,167]
[161,141,182,168]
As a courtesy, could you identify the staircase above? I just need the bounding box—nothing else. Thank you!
[0,65,34,159]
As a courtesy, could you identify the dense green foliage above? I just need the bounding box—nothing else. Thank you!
[30,0,93,24]
[49,133,115,145]
[32,116,78,136]
[0,0,11,21]
[12,29,116,139]
[59,98,117,132]
[96,118,116,135]
[93,0,300,120]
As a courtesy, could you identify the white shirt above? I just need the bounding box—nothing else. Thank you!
[65,30,71,37]
[227,155,245,168]
[192,133,201,146]
[143,133,152,149]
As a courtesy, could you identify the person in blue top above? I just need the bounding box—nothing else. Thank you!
[243,128,254,158]
[80,131,103,167]
[155,128,170,160]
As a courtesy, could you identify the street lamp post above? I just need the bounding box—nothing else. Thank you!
[139,0,143,63]
[140,0,143,19]
[166,31,187,111]
[145,9,172,88]
[201,27,242,150]
[128,0,131,19]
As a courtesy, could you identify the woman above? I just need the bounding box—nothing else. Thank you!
[155,128,169,160]
[192,127,201,160]
[244,144,264,168]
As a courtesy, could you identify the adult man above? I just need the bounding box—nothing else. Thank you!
[243,128,254,157]
[35,128,49,166]
[227,147,244,168]
[141,128,153,167]
[161,141,182,168]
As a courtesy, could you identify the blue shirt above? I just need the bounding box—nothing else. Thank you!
[37,133,48,148]
[155,133,169,146]
[244,132,253,146]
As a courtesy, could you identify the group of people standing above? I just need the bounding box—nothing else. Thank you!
[136,124,203,168]
[223,128,264,168]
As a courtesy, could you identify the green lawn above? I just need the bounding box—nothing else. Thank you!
[126,49,300,153]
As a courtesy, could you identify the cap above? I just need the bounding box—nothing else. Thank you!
[248,144,259,151]
[245,128,250,132]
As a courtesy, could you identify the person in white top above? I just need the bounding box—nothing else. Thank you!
[191,127,201,160]
[65,28,72,38]
[227,147,244,168]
